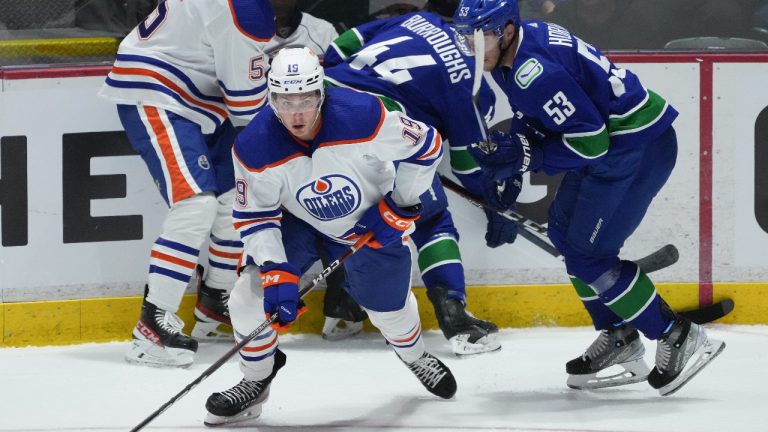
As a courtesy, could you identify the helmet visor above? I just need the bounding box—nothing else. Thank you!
[270,91,322,114]
[455,29,502,56]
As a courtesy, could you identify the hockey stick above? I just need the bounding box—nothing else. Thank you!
[130,232,374,432]
[438,174,679,274]
[678,298,735,324]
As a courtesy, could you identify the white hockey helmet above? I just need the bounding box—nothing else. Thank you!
[268,47,325,113]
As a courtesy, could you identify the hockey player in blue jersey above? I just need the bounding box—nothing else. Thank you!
[319,0,511,356]
[452,0,725,395]
[204,47,456,426]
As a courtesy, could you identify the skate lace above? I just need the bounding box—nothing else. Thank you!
[154,309,184,335]
[408,355,447,388]
[585,329,611,360]
[219,379,265,405]
[656,338,673,371]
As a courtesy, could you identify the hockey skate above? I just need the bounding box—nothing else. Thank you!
[322,278,367,341]
[402,352,457,399]
[189,266,233,341]
[125,295,198,368]
[566,324,650,390]
[427,285,500,357]
[648,317,725,396]
[321,317,364,341]
[205,349,287,427]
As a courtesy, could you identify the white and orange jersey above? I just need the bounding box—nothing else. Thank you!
[231,87,443,266]
[99,0,275,133]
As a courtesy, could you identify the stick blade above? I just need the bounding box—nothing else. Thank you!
[678,299,735,324]
[634,244,679,274]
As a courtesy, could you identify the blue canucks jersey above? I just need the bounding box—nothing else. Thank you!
[324,12,495,191]
[491,21,678,175]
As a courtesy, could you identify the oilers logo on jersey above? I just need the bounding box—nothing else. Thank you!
[296,174,361,221]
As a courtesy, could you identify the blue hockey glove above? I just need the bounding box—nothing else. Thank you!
[480,173,522,212]
[259,262,305,330]
[354,192,421,248]
[484,209,519,248]
[469,130,543,181]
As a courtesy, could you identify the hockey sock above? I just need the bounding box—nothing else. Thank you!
[418,235,466,302]
[366,291,425,363]
[595,261,669,340]
[205,191,242,290]
[570,277,624,330]
[147,193,218,311]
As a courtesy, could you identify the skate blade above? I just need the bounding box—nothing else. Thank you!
[125,340,194,368]
[658,339,726,396]
[204,405,263,428]
[192,321,234,342]
[322,319,363,341]
[451,334,502,357]
[567,358,651,390]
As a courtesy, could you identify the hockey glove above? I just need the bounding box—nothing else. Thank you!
[480,173,522,212]
[469,130,543,182]
[354,192,421,248]
[484,209,519,248]
[259,262,306,330]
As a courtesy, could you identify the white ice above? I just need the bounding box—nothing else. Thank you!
[0,325,764,432]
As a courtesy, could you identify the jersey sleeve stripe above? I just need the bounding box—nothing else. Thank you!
[233,216,281,230]
[329,28,364,59]
[316,98,386,148]
[416,131,442,160]
[240,222,281,237]
[116,54,224,103]
[233,208,282,219]
[608,90,669,136]
[562,125,609,159]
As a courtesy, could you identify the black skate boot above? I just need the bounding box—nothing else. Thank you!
[205,349,287,426]
[125,290,199,368]
[190,265,233,341]
[426,285,500,356]
[321,266,367,341]
[402,352,457,399]
[566,324,650,390]
[648,308,725,396]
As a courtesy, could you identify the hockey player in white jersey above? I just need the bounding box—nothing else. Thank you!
[98,0,275,367]
[204,47,457,426]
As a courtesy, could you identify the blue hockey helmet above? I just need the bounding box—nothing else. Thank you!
[452,0,520,37]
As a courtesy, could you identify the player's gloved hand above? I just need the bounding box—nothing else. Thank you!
[259,262,305,330]
[484,209,519,248]
[480,173,522,212]
[354,192,421,248]
[469,130,543,181]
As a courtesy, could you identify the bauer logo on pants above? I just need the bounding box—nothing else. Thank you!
[296,174,361,221]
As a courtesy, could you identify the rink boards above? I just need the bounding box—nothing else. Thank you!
[1,54,767,346]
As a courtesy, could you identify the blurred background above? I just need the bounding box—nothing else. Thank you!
[3,0,768,67]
